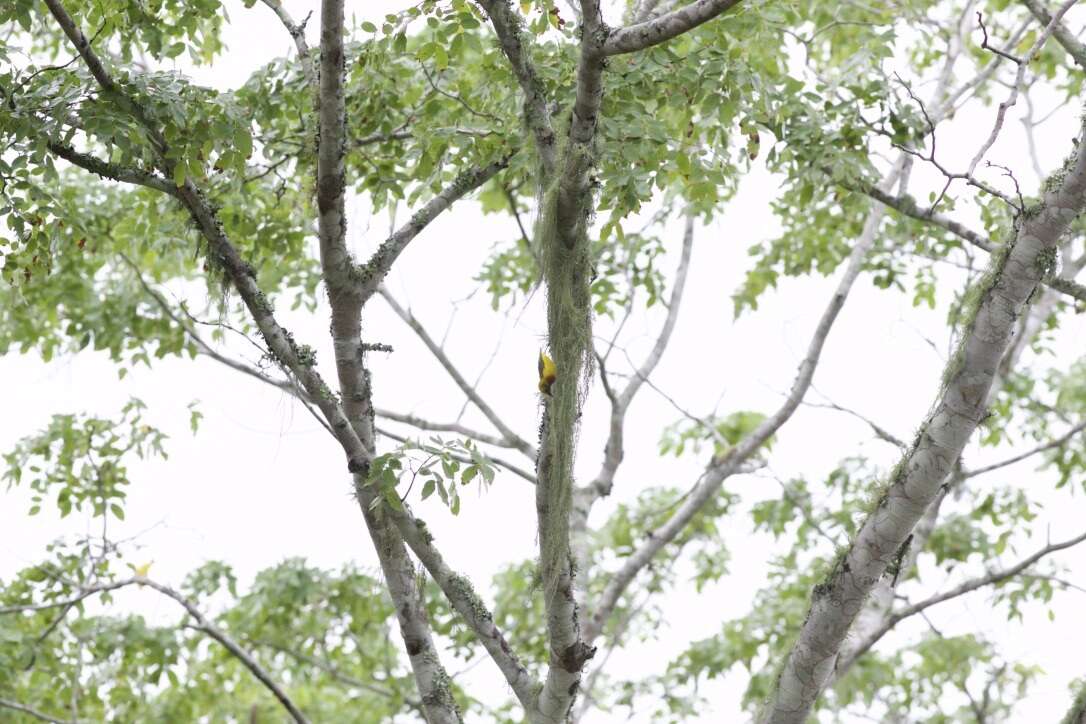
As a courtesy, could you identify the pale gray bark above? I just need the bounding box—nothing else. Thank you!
[363,508,462,724]
[583,161,907,643]
[1021,0,1086,68]
[837,529,1086,674]
[604,0,743,55]
[477,0,557,172]
[314,4,462,720]
[381,506,540,708]
[834,11,1086,673]
[759,111,1086,724]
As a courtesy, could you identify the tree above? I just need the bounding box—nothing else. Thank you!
[1,0,1085,722]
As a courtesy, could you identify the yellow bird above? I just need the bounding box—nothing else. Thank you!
[131,561,153,578]
[538,351,557,396]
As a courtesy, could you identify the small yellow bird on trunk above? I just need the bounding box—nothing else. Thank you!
[538,351,556,396]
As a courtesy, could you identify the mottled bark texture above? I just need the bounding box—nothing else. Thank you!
[759,112,1086,724]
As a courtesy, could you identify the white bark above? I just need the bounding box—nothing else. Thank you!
[583,160,907,643]
[759,111,1086,724]
[604,0,743,55]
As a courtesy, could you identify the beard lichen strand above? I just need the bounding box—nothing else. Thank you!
[534,167,595,601]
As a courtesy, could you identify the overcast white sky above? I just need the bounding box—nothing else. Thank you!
[2,1,1085,722]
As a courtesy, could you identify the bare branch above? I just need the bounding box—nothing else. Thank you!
[258,0,316,87]
[379,288,537,459]
[843,178,1086,304]
[356,157,511,305]
[804,395,908,449]
[1021,0,1086,68]
[377,409,516,450]
[587,212,694,500]
[838,529,1086,673]
[604,0,743,55]
[960,419,1086,480]
[966,2,1079,177]
[584,158,910,644]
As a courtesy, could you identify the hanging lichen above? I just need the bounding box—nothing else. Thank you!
[534,138,595,600]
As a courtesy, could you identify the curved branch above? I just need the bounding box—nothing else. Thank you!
[142,578,310,723]
[961,419,1086,480]
[837,529,1086,673]
[2,576,308,723]
[604,0,743,55]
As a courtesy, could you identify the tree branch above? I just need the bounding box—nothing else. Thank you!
[376,426,537,484]
[258,0,317,87]
[476,0,557,172]
[0,698,81,724]
[142,577,310,723]
[844,178,1086,303]
[759,112,1086,724]
[46,141,178,197]
[356,157,511,305]
[381,505,541,710]
[1021,0,1086,69]
[604,0,744,55]
[379,289,537,458]
[2,576,308,723]
[359,507,463,723]
[583,160,908,644]
[377,409,518,450]
[837,529,1086,673]
[965,1,1078,178]
[960,418,1086,480]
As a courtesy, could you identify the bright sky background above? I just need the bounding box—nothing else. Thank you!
[2,1,1085,722]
